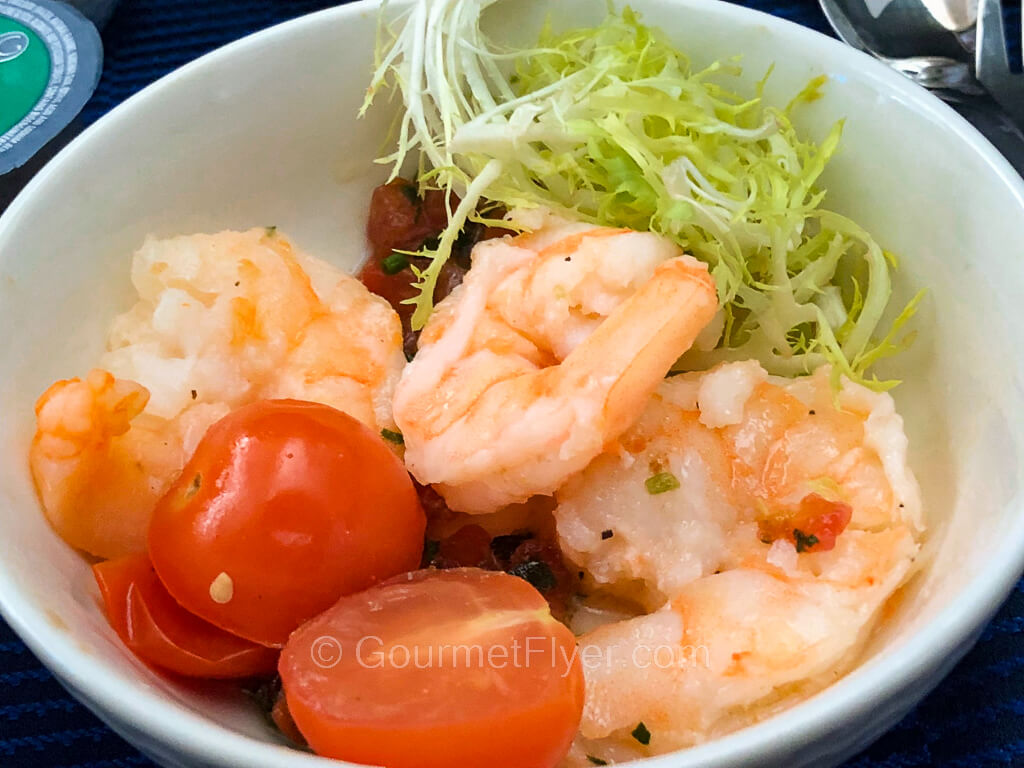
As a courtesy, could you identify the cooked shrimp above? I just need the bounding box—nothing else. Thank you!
[30,229,405,558]
[393,209,719,514]
[554,362,922,756]
[30,371,230,559]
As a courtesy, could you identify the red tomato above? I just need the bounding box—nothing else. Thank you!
[148,400,425,647]
[792,493,854,551]
[758,493,853,553]
[436,524,495,568]
[93,553,278,678]
[279,568,584,768]
[271,690,307,747]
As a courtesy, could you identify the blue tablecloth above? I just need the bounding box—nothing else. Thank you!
[3,1,1024,766]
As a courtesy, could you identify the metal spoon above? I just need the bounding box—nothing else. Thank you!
[820,0,981,91]
[820,0,1024,173]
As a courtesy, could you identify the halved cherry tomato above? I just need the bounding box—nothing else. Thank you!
[93,553,278,678]
[148,400,425,647]
[280,568,584,768]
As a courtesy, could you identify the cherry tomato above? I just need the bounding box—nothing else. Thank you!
[148,400,426,647]
[271,689,307,747]
[93,553,278,678]
[279,568,584,768]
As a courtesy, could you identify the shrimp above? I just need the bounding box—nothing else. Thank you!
[30,371,230,559]
[30,229,405,558]
[393,209,719,514]
[553,361,922,758]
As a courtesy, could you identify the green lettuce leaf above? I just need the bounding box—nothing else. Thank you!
[361,1,920,387]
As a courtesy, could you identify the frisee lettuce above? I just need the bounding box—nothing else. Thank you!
[361,0,921,388]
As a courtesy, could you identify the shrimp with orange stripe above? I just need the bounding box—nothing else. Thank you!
[392,208,720,514]
[554,361,923,761]
[30,228,405,558]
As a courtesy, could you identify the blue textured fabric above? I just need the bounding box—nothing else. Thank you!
[2,0,1024,766]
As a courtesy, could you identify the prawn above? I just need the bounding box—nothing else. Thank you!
[554,361,923,757]
[30,229,405,558]
[393,210,719,514]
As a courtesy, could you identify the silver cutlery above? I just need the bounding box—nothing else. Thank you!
[820,0,1024,173]
[976,0,1024,125]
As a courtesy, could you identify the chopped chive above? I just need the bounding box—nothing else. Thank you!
[421,539,440,565]
[631,721,652,745]
[490,533,530,562]
[380,429,405,445]
[793,529,819,553]
[645,471,680,495]
[508,560,557,592]
[381,252,409,275]
[587,757,608,766]
[398,182,420,205]
[264,225,277,237]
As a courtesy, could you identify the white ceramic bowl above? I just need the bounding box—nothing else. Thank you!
[2,1,1024,766]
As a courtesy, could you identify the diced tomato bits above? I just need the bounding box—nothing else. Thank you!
[360,178,512,358]
[797,493,854,550]
[421,511,576,621]
[437,524,495,568]
[757,492,854,553]
[365,180,450,259]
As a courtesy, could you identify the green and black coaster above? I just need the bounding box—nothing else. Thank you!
[0,0,102,176]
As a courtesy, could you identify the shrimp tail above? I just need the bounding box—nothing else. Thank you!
[30,370,153,558]
[561,256,718,437]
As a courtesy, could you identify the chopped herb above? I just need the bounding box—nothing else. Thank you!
[421,539,440,566]
[793,529,820,553]
[264,225,277,238]
[645,471,680,495]
[190,389,197,400]
[587,757,608,766]
[631,721,652,746]
[382,251,409,275]
[601,529,614,540]
[242,675,281,719]
[508,560,557,592]
[399,182,420,205]
[380,429,405,445]
[490,533,530,562]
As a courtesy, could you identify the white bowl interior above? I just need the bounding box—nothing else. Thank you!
[2,1,1024,767]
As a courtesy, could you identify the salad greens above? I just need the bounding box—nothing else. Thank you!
[361,0,921,388]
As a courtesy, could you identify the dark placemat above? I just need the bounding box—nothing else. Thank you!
[3,1,1024,766]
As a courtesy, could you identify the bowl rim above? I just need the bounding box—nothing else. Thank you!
[2,0,1024,766]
